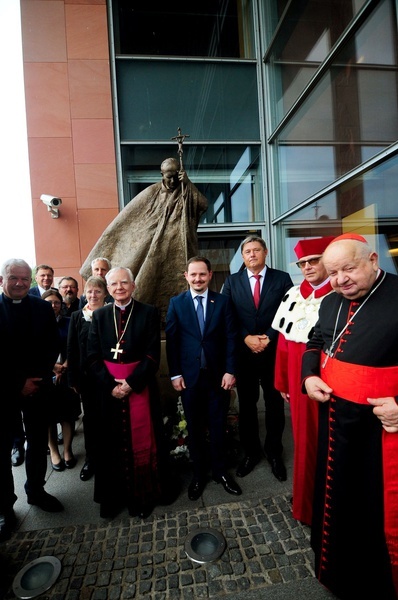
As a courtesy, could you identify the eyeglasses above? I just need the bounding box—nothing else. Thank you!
[59,285,77,290]
[108,280,131,288]
[49,301,62,306]
[296,257,322,269]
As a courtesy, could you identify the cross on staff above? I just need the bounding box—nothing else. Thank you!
[171,127,190,172]
[111,342,123,359]
[171,127,190,263]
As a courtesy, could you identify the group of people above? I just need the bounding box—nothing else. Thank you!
[1,229,397,599]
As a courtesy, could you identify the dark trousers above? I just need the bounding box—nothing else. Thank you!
[182,370,230,481]
[12,412,25,448]
[21,388,52,498]
[0,409,18,513]
[236,350,285,459]
[80,377,99,465]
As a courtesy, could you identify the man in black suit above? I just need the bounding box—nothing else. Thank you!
[222,236,293,481]
[15,264,57,465]
[0,259,63,542]
[165,256,242,500]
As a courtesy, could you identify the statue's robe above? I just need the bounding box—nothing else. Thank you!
[80,180,208,325]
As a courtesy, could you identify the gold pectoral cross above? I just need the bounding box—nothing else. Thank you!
[111,342,123,359]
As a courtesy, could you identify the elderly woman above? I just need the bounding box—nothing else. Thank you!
[67,276,108,481]
[42,289,81,471]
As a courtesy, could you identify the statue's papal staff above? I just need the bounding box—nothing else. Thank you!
[171,127,190,261]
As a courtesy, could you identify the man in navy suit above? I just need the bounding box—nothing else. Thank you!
[222,236,293,481]
[28,264,57,297]
[165,256,242,500]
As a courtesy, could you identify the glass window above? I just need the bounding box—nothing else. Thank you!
[198,230,262,291]
[277,148,398,281]
[264,0,367,121]
[113,0,255,59]
[116,59,259,142]
[121,144,263,224]
[271,0,398,216]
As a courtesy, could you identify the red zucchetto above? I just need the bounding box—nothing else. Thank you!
[329,232,368,244]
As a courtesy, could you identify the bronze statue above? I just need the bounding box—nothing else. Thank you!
[80,134,208,326]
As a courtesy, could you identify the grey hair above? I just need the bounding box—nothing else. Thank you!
[1,258,31,278]
[105,266,135,284]
[91,257,111,270]
[240,235,267,252]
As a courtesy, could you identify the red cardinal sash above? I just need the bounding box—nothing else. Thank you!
[321,353,398,593]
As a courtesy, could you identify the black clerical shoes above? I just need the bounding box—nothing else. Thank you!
[64,454,77,469]
[188,478,206,501]
[27,491,64,512]
[215,474,242,496]
[236,455,261,478]
[0,509,17,543]
[11,445,25,467]
[267,456,287,482]
[80,460,94,481]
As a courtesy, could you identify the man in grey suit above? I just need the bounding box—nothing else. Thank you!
[222,236,293,482]
[165,256,242,501]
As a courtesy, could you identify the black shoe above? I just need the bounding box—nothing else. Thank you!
[236,455,260,478]
[215,474,242,496]
[11,446,25,467]
[64,454,77,469]
[0,509,17,543]
[188,478,205,501]
[27,491,64,512]
[52,460,65,472]
[80,461,94,481]
[267,456,287,482]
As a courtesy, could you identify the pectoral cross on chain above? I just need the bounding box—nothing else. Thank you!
[111,342,123,359]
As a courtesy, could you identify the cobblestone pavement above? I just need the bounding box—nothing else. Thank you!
[0,493,324,600]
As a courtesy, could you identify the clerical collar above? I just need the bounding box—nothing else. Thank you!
[114,297,133,311]
[310,277,331,291]
[3,293,24,304]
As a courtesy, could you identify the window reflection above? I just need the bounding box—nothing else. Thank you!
[271,0,398,215]
[123,145,262,224]
[279,148,398,278]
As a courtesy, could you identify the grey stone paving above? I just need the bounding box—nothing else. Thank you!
[2,495,330,600]
[0,405,338,599]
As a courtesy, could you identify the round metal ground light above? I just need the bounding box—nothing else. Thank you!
[184,528,226,564]
[12,556,62,599]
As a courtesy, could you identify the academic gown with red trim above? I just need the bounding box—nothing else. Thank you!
[272,278,333,525]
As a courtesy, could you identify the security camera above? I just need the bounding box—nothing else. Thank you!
[40,194,62,208]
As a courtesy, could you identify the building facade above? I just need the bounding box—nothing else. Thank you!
[21,0,398,288]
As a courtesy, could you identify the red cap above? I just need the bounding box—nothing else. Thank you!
[294,236,336,260]
[330,232,368,244]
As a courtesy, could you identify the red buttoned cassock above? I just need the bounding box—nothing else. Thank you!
[302,269,398,600]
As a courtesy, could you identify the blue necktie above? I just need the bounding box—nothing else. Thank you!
[196,296,205,334]
[196,296,206,368]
